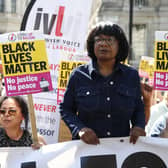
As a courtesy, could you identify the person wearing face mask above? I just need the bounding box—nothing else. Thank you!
[59,22,146,145]
[0,96,46,148]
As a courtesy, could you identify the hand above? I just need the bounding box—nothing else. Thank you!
[141,83,153,124]
[31,141,44,150]
[141,83,153,103]
[160,116,168,138]
[31,135,46,150]
[78,127,100,145]
[129,126,146,144]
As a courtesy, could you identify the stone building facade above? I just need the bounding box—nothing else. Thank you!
[0,0,30,33]
[97,0,168,67]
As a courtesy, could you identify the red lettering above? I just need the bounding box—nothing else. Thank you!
[55,6,65,36]
[39,104,43,111]
[47,105,51,112]
[51,105,56,112]
[34,103,56,112]
[34,103,40,111]
[42,105,46,111]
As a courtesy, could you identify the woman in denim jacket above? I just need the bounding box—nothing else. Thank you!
[60,22,146,144]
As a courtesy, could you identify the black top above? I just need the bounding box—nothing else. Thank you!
[0,128,33,147]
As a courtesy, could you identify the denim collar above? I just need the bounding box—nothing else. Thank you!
[88,60,125,79]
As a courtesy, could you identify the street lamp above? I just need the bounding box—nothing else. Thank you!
[128,0,133,64]
[128,0,144,65]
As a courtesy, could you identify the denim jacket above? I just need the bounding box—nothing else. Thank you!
[59,61,145,139]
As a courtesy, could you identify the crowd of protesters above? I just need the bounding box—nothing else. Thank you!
[0,22,168,149]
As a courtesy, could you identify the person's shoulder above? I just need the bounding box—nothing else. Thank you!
[151,113,167,129]
[71,62,90,76]
[120,63,137,71]
[75,62,89,71]
[119,63,138,76]
[151,101,166,110]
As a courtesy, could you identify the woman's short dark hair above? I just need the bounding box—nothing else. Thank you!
[87,22,129,63]
[0,96,29,129]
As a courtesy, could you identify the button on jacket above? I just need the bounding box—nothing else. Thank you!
[59,61,145,139]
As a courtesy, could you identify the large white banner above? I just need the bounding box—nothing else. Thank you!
[0,137,168,168]
[21,0,92,96]
[21,0,92,143]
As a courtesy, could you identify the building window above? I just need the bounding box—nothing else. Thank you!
[11,0,16,13]
[135,0,148,8]
[0,0,4,13]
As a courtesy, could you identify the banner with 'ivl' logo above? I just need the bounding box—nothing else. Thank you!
[20,0,93,143]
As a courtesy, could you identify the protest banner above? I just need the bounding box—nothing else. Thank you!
[21,0,92,97]
[21,0,93,143]
[0,31,53,144]
[154,31,168,90]
[139,55,154,86]
[0,31,52,96]
[58,61,85,89]
[0,137,168,168]
[32,96,60,143]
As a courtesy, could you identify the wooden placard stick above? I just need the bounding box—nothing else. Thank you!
[154,90,158,104]
[27,94,38,145]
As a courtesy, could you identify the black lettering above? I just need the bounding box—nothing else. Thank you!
[25,52,32,61]
[81,155,117,168]
[19,53,26,62]
[59,79,67,87]
[157,42,163,50]
[33,62,41,71]
[20,63,27,72]
[2,44,9,53]
[156,61,166,70]
[3,54,10,63]
[34,8,43,30]
[21,161,36,168]
[22,42,28,51]
[15,64,23,73]
[61,62,67,70]
[164,42,168,51]
[121,152,166,168]
[29,63,33,72]
[28,42,35,51]
[164,51,168,60]
[156,51,162,60]
[40,61,47,70]
[60,70,70,79]
[43,13,57,34]
[60,71,65,78]
[16,43,23,52]
[10,53,19,62]
[5,64,14,74]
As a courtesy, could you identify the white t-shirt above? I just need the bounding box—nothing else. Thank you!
[145,100,168,135]
[149,113,167,137]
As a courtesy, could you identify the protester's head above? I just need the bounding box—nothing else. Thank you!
[0,96,29,129]
[87,22,129,63]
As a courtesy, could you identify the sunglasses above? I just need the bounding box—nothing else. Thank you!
[0,109,17,115]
